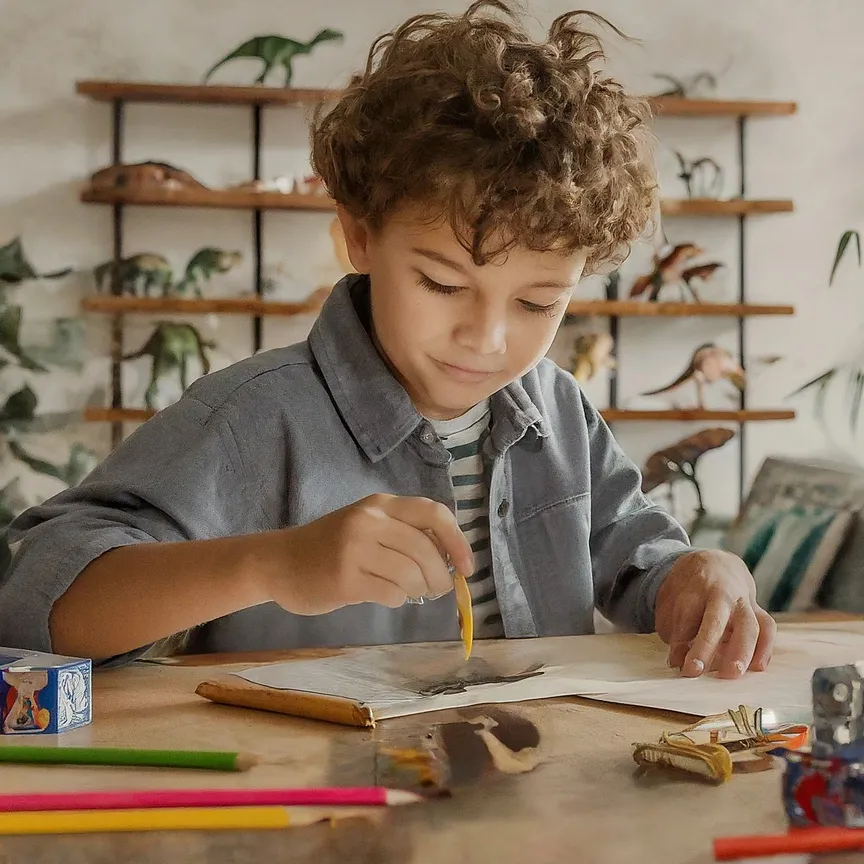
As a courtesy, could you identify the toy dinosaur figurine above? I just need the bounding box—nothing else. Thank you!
[203,30,344,87]
[673,150,723,199]
[679,262,725,303]
[641,343,746,408]
[90,161,207,192]
[641,427,735,514]
[122,322,215,410]
[569,332,616,384]
[93,253,173,296]
[0,237,71,286]
[176,248,243,297]
[652,71,718,98]
[629,243,704,302]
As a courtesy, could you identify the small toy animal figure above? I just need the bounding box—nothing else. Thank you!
[89,161,207,192]
[0,237,71,286]
[122,322,215,411]
[641,343,746,408]
[673,150,724,199]
[176,248,243,297]
[652,71,718,98]
[629,243,704,302]
[641,427,735,513]
[203,30,344,87]
[569,332,615,384]
[93,253,173,297]
[679,262,725,303]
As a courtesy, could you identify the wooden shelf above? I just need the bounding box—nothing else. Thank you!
[566,301,794,317]
[85,408,153,423]
[648,96,797,117]
[75,80,340,106]
[81,186,335,211]
[85,406,796,425]
[75,82,797,117]
[81,295,795,319]
[602,409,796,422]
[660,199,794,216]
[81,296,314,316]
[80,187,793,217]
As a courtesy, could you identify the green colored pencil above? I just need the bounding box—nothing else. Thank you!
[0,746,257,772]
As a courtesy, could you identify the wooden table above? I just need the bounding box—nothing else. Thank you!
[0,624,856,864]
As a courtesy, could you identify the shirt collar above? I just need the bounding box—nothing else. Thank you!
[308,274,548,463]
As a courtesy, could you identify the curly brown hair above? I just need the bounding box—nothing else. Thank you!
[310,1,657,274]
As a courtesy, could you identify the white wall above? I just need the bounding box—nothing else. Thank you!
[2,0,863,526]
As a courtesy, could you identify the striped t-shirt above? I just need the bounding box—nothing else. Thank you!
[429,400,504,639]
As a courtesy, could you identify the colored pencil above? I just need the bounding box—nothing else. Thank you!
[0,806,330,835]
[0,745,256,772]
[714,825,864,860]
[0,786,423,812]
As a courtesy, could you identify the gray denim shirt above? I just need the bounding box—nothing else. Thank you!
[0,274,691,664]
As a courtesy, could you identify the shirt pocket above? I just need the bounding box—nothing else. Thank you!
[513,493,595,636]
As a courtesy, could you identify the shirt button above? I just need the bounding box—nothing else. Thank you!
[497,499,510,517]
[420,428,436,445]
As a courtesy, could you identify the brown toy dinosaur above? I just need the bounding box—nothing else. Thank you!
[641,427,736,513]
[641,343,746,408]
[629,243,704,302]
[90,161,207,192]
[680,262,725,303]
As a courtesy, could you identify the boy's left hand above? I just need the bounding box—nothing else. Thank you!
[654,549,776,679]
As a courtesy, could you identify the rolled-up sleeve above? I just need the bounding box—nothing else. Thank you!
[582,392,693,632]
[0,394,248,656]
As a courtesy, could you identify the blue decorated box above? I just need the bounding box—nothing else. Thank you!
[0,648,91,735]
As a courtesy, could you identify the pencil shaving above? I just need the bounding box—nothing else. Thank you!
[453,572,473,660]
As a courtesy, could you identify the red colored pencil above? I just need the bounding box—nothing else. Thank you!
[0,787,423,813]
[714,825,864,860]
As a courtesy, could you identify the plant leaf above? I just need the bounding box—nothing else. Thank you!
[6,440,68,482]
[788,368,836,397]
[0,386,37,424]
[850,367,864,433]
[830,230,862,285]
[0,306,48,371]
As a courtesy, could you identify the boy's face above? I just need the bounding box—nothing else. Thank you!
[338,204,588,420]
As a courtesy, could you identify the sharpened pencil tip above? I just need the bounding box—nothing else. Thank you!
[384,789,426,805]
[233,753,259,771]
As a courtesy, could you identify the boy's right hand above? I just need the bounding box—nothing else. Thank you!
[265,494,475,615]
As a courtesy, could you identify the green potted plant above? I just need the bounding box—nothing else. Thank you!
[0,237,96,547]
[790,230,864,432]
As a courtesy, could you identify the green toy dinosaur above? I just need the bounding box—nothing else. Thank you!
[203,30,344,87]
[176,247,242,297]
[93,253,173,297]
[122,322,215,410]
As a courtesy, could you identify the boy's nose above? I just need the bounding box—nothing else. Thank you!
[455,311,507,356]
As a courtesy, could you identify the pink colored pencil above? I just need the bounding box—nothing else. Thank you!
[0,786,423,813]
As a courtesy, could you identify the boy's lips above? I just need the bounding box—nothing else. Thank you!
[431,357,500,382]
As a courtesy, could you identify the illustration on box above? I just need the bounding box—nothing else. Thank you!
[0,649,92,734]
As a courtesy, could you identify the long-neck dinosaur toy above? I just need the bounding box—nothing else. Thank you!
[641,343,746,408]
[203,30,344,87]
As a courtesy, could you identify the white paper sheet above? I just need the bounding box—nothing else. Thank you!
[234,621,864,722]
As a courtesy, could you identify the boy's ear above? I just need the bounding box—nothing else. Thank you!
[335,206,372,274]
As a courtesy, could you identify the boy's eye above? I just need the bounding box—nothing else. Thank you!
[417,274,462,295]
[520,299,560,317]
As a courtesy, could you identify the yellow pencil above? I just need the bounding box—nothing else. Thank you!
[0,806,330,835]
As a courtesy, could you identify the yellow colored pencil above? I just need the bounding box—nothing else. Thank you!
[0,806,329,835]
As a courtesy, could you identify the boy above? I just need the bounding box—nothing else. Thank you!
[0,2,774,678]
